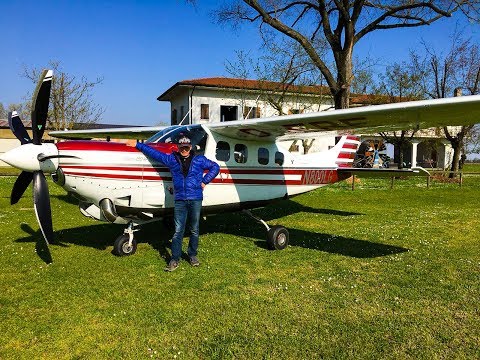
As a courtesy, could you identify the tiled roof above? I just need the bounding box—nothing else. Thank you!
[158,77,332,101]
[181,77,329,94]
[157,76,390,105]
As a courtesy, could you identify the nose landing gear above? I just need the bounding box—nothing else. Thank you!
[113,222,138,256]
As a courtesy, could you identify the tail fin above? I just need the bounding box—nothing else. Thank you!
[335,135,360,168]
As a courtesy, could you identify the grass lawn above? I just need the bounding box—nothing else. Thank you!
[0,174,479,359]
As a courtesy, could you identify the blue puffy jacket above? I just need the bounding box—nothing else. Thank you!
[136,143,220,201]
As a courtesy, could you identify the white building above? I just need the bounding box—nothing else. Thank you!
[157,77,335,124]
[158,77,457,169]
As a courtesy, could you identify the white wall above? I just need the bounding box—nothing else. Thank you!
[172,87,334,124]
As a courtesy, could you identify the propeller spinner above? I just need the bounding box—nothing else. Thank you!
[0,70,56,246]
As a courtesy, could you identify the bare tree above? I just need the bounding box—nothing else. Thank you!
[0,103,6,119]
[7,103,30,121]
[225,39,325,116]
[23,61,105,130]
[411,32,480,176]
[216,1,479,109]
[373,61,425,168]
[0,102,7,119]
[465,124,480,156]
[0,102,30,121]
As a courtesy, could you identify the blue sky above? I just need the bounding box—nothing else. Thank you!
[1,0,479,126]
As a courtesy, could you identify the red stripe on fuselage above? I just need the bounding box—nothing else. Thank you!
[61,166,340,185]
[57,140,178,153]
[57,141,139,152]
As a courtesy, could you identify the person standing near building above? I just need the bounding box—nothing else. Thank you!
[135,135,220,271]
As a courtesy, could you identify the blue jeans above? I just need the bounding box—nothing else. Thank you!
[171,200,202,261]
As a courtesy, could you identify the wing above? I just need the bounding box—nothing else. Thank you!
[207,95,480,141]
[49,126,165,140]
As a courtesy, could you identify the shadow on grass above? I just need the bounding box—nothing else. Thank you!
[276,230,407,258]
[200,203,407,258]
[202,216,408,258]
[14,200,404,262]
[251,200,362,221]
[15,222,172,264]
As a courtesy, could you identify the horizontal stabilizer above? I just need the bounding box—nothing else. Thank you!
[338,167,430,178]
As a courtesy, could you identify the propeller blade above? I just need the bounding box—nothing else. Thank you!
[33,171,54,245]
[8,111,32,145]
[11,171,34,205]
[31,70,53,145]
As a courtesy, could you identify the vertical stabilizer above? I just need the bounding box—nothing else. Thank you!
[334,135,360,168]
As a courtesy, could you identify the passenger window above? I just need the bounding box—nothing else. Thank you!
[275,151,284,166]
[234,144,248,163]
[258,148,269,165]
[216,141,230,162]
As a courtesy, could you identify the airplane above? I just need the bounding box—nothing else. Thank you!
[2,69,480,259]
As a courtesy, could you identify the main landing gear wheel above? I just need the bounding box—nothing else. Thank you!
[242,210,290,251]
[267,225,289,250]
[113,234,137,256]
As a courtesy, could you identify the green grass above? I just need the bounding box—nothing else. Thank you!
[0,166,21,176]
[0,175,479,359]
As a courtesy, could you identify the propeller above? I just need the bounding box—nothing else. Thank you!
[8,111,31,144]
[5,69,55,246]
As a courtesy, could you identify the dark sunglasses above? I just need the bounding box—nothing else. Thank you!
[179,145,191,151]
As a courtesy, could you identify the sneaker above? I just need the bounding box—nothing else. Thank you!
[165,259,179,272]
[189,256,200,267]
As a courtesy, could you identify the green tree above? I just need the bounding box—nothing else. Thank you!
[216,1,479,109]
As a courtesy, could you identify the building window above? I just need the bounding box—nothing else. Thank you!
[216,141,230,162]
[220,105,238,122]
[180,106,185,123]
[243,106,260,119]
[171,109,177,124]
[258,148,269,165]
[275,151,284,166]
[234,144,248,163]
[201,104,209,120]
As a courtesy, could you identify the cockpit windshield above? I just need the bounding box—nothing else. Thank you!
[146,125,208,154]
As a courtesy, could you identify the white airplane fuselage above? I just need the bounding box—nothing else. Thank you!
[50,125,359,225]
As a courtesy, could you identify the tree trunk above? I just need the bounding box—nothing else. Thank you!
[333,48,353,109]
[398,150,404,170]
[334,87,350,109]
[449,143,462,178]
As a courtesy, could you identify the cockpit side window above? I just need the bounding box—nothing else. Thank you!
[216,141,230,162]
[147,125,208,154]
[275,151,284,166]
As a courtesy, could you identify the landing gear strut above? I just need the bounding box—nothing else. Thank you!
[242,210,290,250]
[113,222,139,256]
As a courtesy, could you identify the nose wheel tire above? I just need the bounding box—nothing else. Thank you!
[267,225,289,250]
[113,234,137,256]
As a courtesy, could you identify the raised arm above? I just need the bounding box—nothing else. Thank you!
[136,142,176,167]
